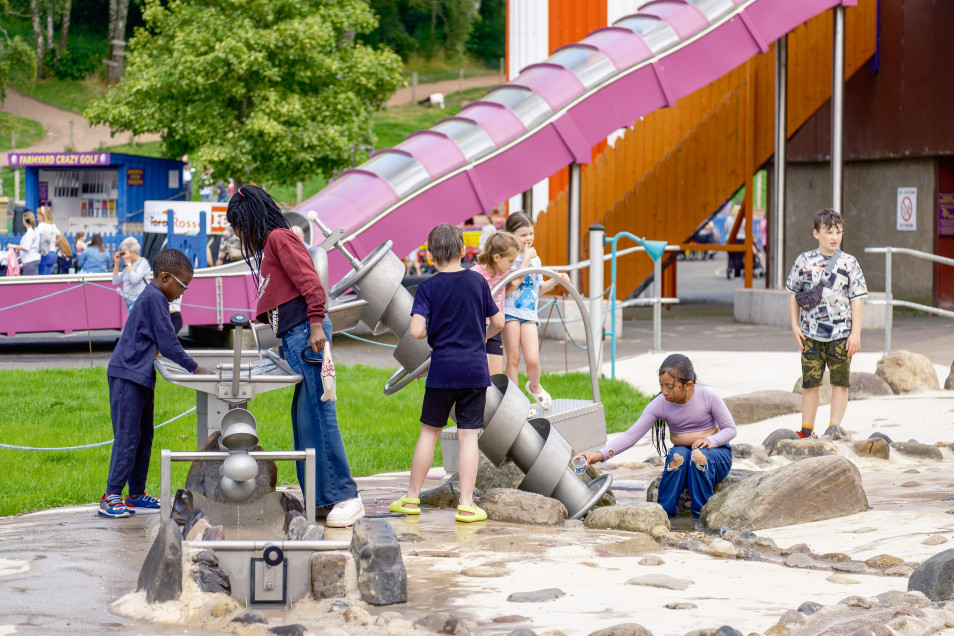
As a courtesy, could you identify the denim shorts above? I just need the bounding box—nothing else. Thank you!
[505,314,537,325]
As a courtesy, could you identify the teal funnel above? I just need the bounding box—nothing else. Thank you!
[637,238,667,262]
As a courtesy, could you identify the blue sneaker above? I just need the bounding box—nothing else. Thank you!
[99,494,131,518]
[125,493,160,510]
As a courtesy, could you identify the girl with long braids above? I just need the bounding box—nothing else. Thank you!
[226,185,364,527]
[578,354,736,519]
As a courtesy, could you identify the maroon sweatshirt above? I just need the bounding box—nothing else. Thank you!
[255,229,326,329]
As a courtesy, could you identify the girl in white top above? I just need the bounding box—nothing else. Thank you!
[502,212,569,410]
[112,237,152,311]
[10,211,41,275]
[35,206,62,275]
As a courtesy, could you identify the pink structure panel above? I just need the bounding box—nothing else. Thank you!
[395,131,468,178]
[654,15,766,101]
[640,1,710,39]
[742,0,841,44]
[299,171,398,237]
[581,27,654,70]
[508,65,586,111]
[456,103,527,147]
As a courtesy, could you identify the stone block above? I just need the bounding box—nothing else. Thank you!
[350,518,407,605]
[137,519,182,603]
[311,553,347,600]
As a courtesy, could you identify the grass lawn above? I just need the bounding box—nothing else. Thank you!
[0,365,647,517]
[404,54,499,84]
[31,77,109,115]
[0,112,45,151]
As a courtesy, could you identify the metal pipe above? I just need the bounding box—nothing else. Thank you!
[305,448,316,523]
[313,217,363,270]
[167,451,308,461]
[231,325,243,399]
[774,34,788,289]
[885,248,892,355]
[588,224,605,367]
[186,540,351,551]
[653,256,663,353]
[568,163,582,289]
[160,449,171,521]
[832,6,845,213]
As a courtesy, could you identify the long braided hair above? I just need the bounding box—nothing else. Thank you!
[651,354,699,457]
[225,185,290,289]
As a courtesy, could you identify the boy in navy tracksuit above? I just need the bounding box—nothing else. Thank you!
[99,248,212,518]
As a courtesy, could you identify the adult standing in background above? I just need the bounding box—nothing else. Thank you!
[36,206,62,275]
[78,234,112,273]
[112,237,151,311]
[182,155,193,201]
[10,211,40,276]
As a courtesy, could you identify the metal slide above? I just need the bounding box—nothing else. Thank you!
[302,0,857,282]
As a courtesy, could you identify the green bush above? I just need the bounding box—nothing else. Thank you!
[47,49,100,80]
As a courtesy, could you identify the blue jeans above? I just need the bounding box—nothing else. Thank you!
[281,317,358,507]
[657,445,732,518]
[38,251,57,275]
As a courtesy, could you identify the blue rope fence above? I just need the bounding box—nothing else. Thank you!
[0,407,196,451]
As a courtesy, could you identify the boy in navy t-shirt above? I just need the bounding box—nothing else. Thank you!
[99,248,212,518]
[389,224,504,523]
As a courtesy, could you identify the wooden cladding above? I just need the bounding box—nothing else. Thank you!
[534,1,877,298]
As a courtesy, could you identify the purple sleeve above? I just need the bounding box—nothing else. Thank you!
[151,293,197,373]
[597,395,662,460]
[411,280,431,318]
[705,389,737,447]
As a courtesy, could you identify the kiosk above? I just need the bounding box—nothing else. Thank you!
[8,151,185,235]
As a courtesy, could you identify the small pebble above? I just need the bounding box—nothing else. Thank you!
[922,534,948,546]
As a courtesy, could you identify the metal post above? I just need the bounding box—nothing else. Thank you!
[568,163,581,289]
[588,224,605,368]
[411,71,418,104]
[653,256,663,353]
[608,236,619,379]
[773,35,788,289]
[160,449,171,520]
[14,168,19,202]
[884,248,892,355]
[305,448,316,524]
[296,181,302,205]
[831,6,845,213]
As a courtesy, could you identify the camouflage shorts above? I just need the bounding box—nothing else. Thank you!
[801,337,850,388]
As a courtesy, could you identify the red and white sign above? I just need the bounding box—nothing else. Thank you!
[144,201,228,234]
[897,187,917,231]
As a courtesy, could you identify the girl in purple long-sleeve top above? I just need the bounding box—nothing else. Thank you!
[580,354,736,518]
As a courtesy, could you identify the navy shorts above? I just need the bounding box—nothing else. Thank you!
[486,332,503,355]
[421,387,486,430]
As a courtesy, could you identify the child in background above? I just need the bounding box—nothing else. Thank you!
[54,235,73,274]
[502,211,570,410]
[474,231,520,375]
[100,248,212,518]
[74,231,87,256]
[786,208,867,438]
[390,224,504,523]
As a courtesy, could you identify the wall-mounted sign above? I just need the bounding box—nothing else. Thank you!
[8,152,111,167]
[939,193,954,237]
[144,200,228,234]
[126,169,144,186]
[896,187,917,231]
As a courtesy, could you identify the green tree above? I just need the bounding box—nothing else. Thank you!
[84,0,403,186]
[467,0,504,67]
[0,0,37,101]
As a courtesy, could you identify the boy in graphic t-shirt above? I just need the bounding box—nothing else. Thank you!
[389,224,504,523]
[786,208,868,439]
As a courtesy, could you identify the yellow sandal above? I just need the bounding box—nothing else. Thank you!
[455,503,487,523]
[389,495,421,515]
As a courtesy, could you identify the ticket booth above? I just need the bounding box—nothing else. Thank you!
[7,151,185,236]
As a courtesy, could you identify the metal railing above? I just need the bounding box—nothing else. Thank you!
[864,246,954,355]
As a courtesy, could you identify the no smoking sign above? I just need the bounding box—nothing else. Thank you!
[897,187,917,231]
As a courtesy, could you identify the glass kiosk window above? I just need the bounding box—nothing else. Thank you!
[39,168,119,232]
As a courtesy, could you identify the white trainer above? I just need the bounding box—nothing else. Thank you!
[325,495,365,528]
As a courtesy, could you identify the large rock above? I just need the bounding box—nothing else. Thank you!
[646,469,759,517]
[185,431,278,503]
[477,488,567,526]
[724,390,802,424]
[850,372,894,398]
[700,456,869,531]
[908,548,954,601]
[854,438,890,460]
[876,351,940,394]
[350,518,407,606]
[945,362,954,390]
[584,502,670,533]
[137,519,182,603]
[763,429,800,455]
[890,442,944,461]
